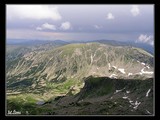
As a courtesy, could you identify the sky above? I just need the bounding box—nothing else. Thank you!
[6,4,154,46]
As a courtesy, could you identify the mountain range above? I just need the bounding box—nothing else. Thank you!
[7,39,154,54]
[6,39,154,115]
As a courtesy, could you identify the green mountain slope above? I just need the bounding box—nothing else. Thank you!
[6,42,154,115]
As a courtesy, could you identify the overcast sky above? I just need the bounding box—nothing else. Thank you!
[6,4,154,46]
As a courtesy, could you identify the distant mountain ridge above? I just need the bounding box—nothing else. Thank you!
[7,39,70,46]
[7,39,154,54]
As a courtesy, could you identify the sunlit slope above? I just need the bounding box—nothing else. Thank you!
[6,43,154,93]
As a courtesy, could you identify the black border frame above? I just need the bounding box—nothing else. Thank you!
[1,1,160,119]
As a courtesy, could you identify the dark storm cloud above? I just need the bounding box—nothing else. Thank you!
[6,4,154,44]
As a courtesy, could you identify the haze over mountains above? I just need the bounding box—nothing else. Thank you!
[7,39,154,54]
[6,39,154,115]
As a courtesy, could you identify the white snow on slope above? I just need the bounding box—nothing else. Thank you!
[109,74,117,79]
[141,62,145,65]
[91,54,93,64]
[146,65,150,69]
[112,66,117,69]
[108,63,111,69]
[141,68,153,74]
[128,73,133,76]
[146,110,152,114]
[114,87,125,94]
[126,91,130,94]
[129,100,134,104]
[133,101,141,110]
[122,96,128,99]
[118,68,126,74]
[146,89,151,97]
[127,98,141,109]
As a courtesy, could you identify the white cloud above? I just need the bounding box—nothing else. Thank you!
[36,27,43,31]
[36,23,56,30]
[60,21,72,30]
[106,13,115,20]
[130,5,140,16]
[7,5,62,20]
[94,25,102,29]
[136,34,154,46]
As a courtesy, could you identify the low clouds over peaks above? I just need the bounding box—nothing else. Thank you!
[136,34,154,46]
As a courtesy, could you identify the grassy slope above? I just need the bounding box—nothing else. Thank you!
[6,43,154,115]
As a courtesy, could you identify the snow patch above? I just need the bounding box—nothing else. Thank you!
[108,63,111,69]
[129,100,133,104]
[138,72,143,75]
[114,87,125,94]
[126,91,130,94]
[141,62,145,65]
[142,71,153,74]
[109,74,118,79]
[146,65,150,69]
[128,98,141,109]
[141,67,153,74]
[146,110,151,114]
[112,66,117,69]
[135,101,139,105]
[128,73,133,76]
[133,101,141,109]
[118,68,126,74]
[115,90,122,93]
[91,54,93,64]
[137,60,140,63]
[122,96,128,99]
[146,89,151,97]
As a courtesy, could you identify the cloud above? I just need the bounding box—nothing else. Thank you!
[60,21,72,30]
[7,5,62,20]
[130,5,140,16]
[36,27,43,31]
[94,25,102,29]
[136,34,154,46]
[36,23,56,31]
[106,13,115,20]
